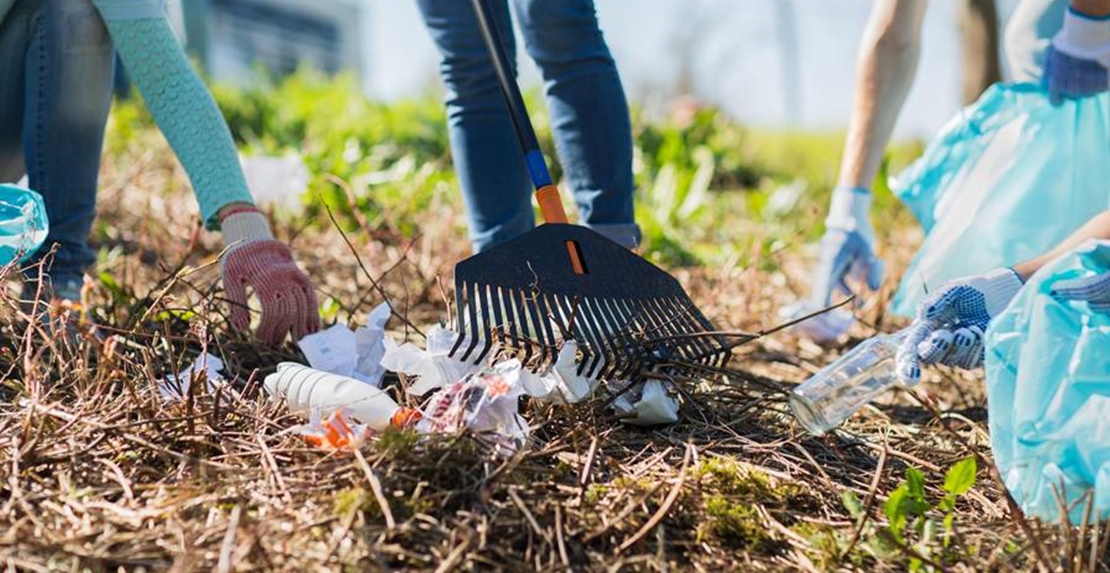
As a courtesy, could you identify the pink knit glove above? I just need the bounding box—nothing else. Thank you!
[220,209,320,345]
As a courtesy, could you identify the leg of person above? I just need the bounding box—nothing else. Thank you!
[513,0,639,249]
[0,0,34,184]
[21,0,115,301]
[415,0,534,253]
[1005,0,1068,82]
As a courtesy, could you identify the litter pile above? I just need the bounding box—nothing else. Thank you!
[163,303,685,453]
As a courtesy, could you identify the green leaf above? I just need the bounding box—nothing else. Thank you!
[906,467,927,503]
[943,457,977,497]
[842,491,864,519]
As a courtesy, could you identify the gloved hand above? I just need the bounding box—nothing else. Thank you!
[1044,7,1110,104]
[220,207,320,345]
[787,186,883,343]
[896,268,1024,383]
[810,186,884,306]
[1052,270,1110,313]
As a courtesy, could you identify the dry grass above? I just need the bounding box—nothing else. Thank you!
[0,147,1107,572]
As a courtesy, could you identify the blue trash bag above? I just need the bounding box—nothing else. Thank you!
[889,83,1110,316]
[0,184,48,266]
[984,239,1110,524]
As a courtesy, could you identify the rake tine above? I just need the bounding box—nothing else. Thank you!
[534,293,559,368]
[574,297,608,379]
[512,288,536,366]
[552,294,595,375]
[499,287,523,357]
[475,283,496,364]
[520,290,547,367]
[669,297,714,364]
[453,281,482,362]
[602,298,641,380]
[582,297,616,379]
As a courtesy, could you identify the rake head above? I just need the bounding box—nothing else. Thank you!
[451,224,731,382]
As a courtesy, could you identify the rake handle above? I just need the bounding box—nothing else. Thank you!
[470,0,568,225]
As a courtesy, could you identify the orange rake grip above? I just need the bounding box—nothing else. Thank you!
[536,185,569,224]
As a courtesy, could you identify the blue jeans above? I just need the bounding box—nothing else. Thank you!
[0,0,115,299]
[416,0,639,252]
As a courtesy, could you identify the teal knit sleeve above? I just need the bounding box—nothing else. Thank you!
[99,16,254,229]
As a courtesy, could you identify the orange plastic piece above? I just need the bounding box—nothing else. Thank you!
[535,185,568,224]
[391,407,422,428]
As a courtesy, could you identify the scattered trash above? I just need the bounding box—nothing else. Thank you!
[611,379,680,426]
[381,325,480,396]
[419,359,532,452]
[240,154,309,209]
[263,362,417,432]
[521,341,599,404]
[890,84,1110,316]
[789,329,909,435]
[298,303,390,386]
[158,352,225,401]
[985,239,1110,523]
[0,184,48,266]
[289,409,371,452]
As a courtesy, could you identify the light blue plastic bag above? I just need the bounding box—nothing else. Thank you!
[890,83,1110,316]
[985,239,1110,524]
[0,184,48,266]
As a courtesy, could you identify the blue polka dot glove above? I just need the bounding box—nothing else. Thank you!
[1044,7,1110,104]
[896,268,1024,384]
[1052,270,1110,314]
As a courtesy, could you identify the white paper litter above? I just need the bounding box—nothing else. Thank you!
[298,302,390,386]
[382,325,480,395]
[158,353,224,401]
[520,341,599,404]
[611,380,680,426]
[418,359,531,452]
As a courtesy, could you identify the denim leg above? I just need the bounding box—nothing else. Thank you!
[0,3,31,183]
[416,0,534,253]
[20,0,114,296]
[513,0,639,249]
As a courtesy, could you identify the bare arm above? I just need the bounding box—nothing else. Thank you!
[837,0,929,189]
[1072,0,1110,17]
[1013,210,1110,280]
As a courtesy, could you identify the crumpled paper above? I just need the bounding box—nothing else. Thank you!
[298,303,390,386]
[418,359,531,452]
[610,379,680,426]
[158,353,225,401]
[519,341,599,404]
[381,325,481,395]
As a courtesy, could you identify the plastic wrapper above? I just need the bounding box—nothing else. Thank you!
[298,303,390,386]
[418,359,531,453]
[611,380,680,426]
[382,325,482,396]
[288,410,372,452]
[520,341,599,404]
[984,239,1110,523]
[890,84,1110,316]
[0,184,47,266]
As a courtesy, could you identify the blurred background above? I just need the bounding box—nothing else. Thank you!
[162,0,1023,139]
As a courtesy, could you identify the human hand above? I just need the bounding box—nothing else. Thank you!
[895,268,1024,383]
[809,186,884,306]
[1052,270,1110,313]
[1044,7,1110,103]
[220,208,320,345]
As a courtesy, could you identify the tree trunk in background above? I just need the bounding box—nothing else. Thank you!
[960,0,1002,105]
